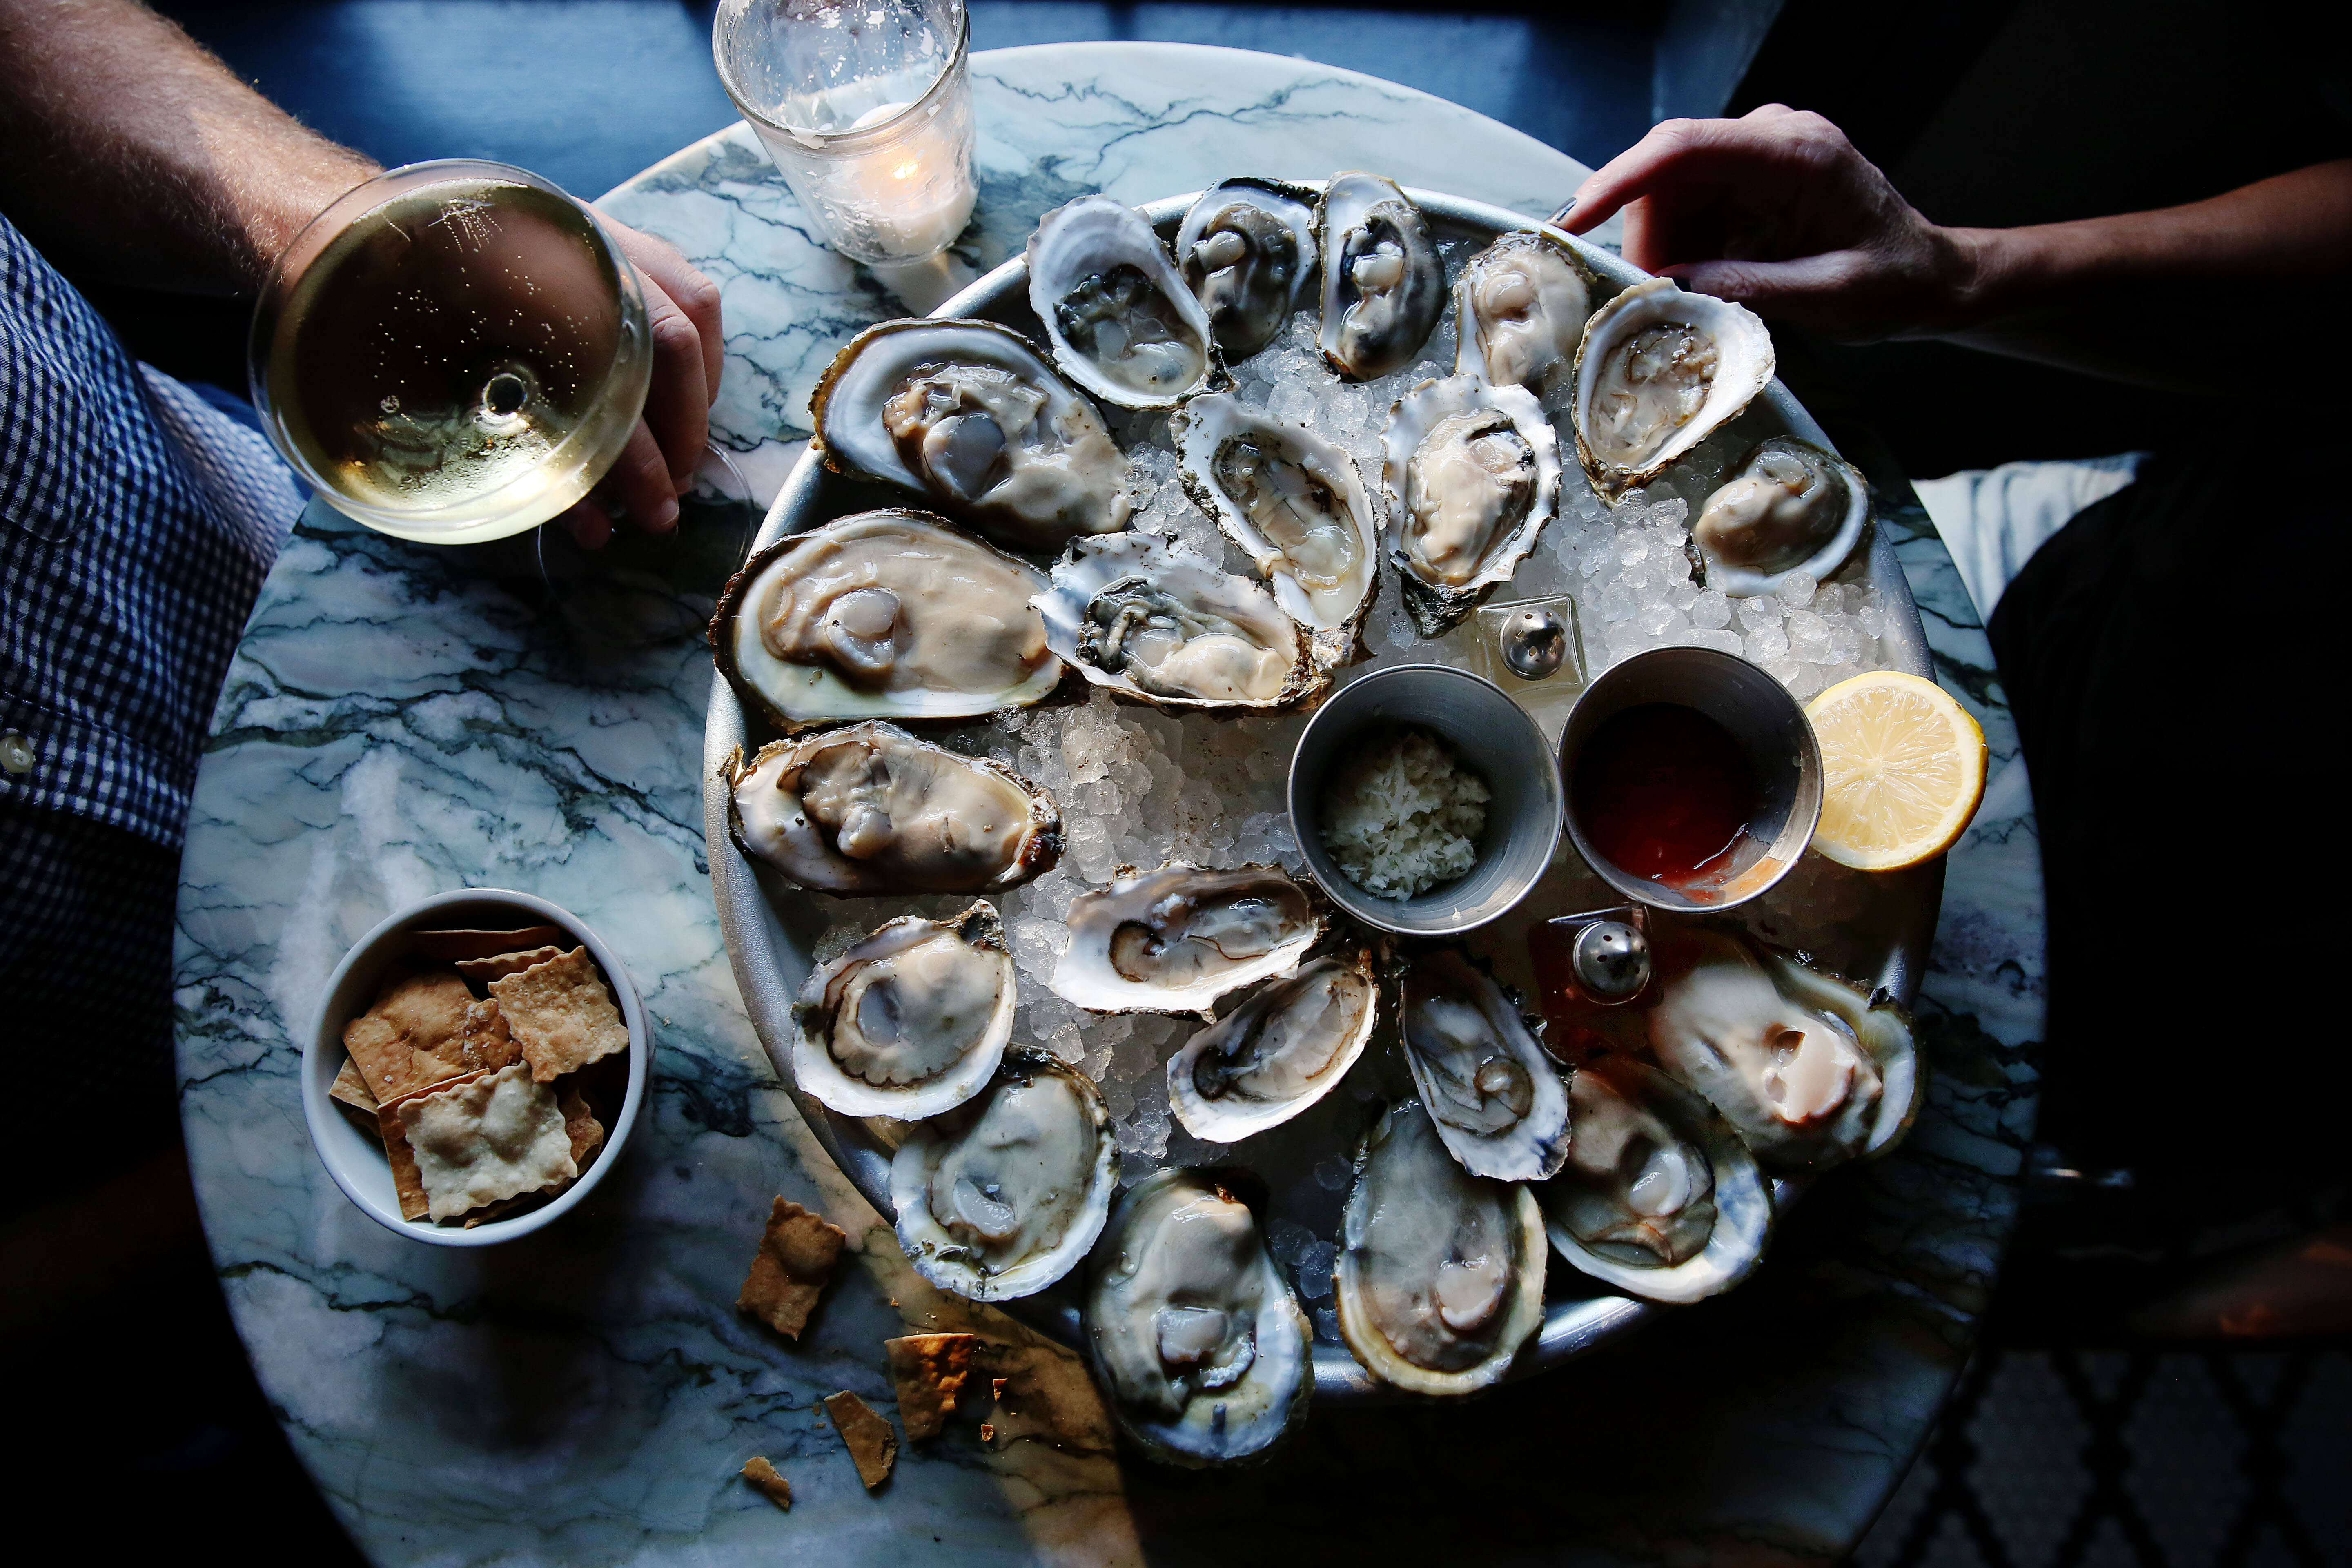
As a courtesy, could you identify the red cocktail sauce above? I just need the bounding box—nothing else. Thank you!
[1571,703,1757,888]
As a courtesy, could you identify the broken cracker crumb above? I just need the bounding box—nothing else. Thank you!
[885,1333,976,1443]
[979,1423,996,1444]
[822,1392,898,1490]
[741,1455,792,1511]
[737,1198,846,1339]
[991,1377,1008,1399]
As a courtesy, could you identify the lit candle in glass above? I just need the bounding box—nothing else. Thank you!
[713,0,978,267]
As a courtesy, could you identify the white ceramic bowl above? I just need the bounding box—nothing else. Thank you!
[301,888,649,1245]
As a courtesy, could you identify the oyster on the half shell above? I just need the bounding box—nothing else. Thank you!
[790,902,1014,1120]
[1176,177,1320,363]
[1398,947,1572,1182]
[1334,1098,1547,1396]
[1166,951,1378,1142]
[1318,172,1445,381]
[726,720,1060,895]
[1691,437,1871,599]
[1052,862,1322,1015]
[1034,529,1327,710]
[1570,277,1775,501]
[1083,1168,1312,1466]
[1645,927,1921,1172]
[1382,373,1562,636]
[1453,229,1602,402]
[1537,1055,1773,1304]
[1029,194,1220,410]
[710,509,1063,732]
[889,1048,1117,1301]
[1173,392,1378,650]
[810,319,1130,552]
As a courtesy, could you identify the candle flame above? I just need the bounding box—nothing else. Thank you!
[891,159,922,182]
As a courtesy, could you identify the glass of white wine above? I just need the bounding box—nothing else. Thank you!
[249,160,653,544]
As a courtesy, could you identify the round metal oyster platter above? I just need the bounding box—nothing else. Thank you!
[702,185,1941,1404]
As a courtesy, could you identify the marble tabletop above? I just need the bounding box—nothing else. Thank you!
[173,42,2045,1566]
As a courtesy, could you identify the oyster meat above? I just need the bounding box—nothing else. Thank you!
[1053,863,1321,1015]
[1453,229,1599,402]
[1645,927,1921,1171]
[1318,172,1444,381]
[1334,1098,1547,1396]
[1691,437,1871,599]
[727,720,1060,895]
[1570,277,1775,500]
[1035,530,1325,710]
[1167,952,1378,1142]
[1172,392,1378,646]
[811,319,1130,552]
[1028,194,1219,410]
[1399,947,1572,1181]
[1083,1169,1311,1466]
[710,509,1062,731]
[1537,1056,1773,1304]
[889,1048,1118,1301]
[1175,177,1320,363]
[790,902,1016,1120]
[1382,374,1561,636]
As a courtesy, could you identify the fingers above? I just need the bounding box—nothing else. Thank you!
[560,497,615,550]
[1662,250,1885,337]
[595,419,681,538]
[604,217,725,399]
[1563,107,1855,241]
[599,215,724,490]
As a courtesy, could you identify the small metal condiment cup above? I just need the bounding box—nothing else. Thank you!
[1559,646,1822,913]
[1289,664,1563,937]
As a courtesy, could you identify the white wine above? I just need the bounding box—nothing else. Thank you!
[255,167,650,543]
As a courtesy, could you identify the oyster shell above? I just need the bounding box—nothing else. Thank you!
[1644,927,1921,1172]
[1398,946,1572,1181]
[1083,1168,1312,1466]
[889,1048,1117,1301]
[1453,229,1601,402]
[1317,172,1444,381]
[710,509,1062,732]
[1570,277,1775,500]
[1052,862,1322,1015]
[1034,530,1327,710]
[1334,1098,1547,1396]
[1028,194,1219,410]
[810,318,1130,552]
[790,902,1016,1120]
[1537,1056,1773,1304]
[1175,177,1320,363]
[1382,374,1561,636]
[726,721,1060,895]
[1166,951,1378,1142]
[1172,392,1378,648]
[1691,437,1871,599]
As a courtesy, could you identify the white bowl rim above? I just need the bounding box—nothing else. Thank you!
[299,886,650,1247]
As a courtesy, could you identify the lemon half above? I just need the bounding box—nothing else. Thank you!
[1804,671,1987,872]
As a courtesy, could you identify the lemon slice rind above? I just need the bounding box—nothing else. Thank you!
[1803,671,1987,873]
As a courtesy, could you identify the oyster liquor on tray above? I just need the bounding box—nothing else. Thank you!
[708,172,1953,1465]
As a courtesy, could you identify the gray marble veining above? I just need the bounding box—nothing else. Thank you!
[174,42,2042,1566]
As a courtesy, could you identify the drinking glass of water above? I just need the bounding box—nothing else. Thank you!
[248,160,653,544]
[713,0,978,266]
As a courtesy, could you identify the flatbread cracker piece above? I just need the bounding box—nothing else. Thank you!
[558,1085,605,1170]
[343,970,478,1102]
[822,1392,898,1490]
[398,1063,578,1222]
[741,1455,792,1511]
[451,997,522,1074]
[454,945,565,981]
[886,1334,977,1442]
[737,1198,846,1339]
[489,948,628,1082]
[330,1056,380,1112]
[408,925,567,962]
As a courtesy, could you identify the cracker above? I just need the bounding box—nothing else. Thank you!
[740,1455,792,1511]
[408,925,567,962]
[886,1333,977,1442]
[454,945,565,981]
[343,969,477,1102]
[330,1056,379,1113]
[450,997,522,1074]
[489,948,628,1082]
[558,1084,605,1171]
[397,1063,577,1222]
[737,1198,846,1339]
[822,1392,898,1490]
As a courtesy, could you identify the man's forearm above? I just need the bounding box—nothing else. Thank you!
[1924,160,2352,390]
[0,0,377,293]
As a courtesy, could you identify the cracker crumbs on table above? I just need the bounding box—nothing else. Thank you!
[738,1198,847,1339]
[886,1333,976,1442]
[741,1455,792,1511]
[822,1392,898,1489]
